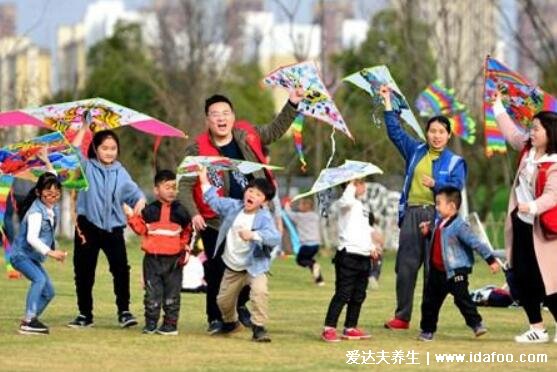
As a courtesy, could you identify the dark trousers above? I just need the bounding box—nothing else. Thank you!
[511,209,557,324]
[296,244,319,268]
[201,227,249,323]
[143,254,182,325]
[73,216,130,318]
[420,267,481,333]
[324,249,371,328]
[395,205,435,322]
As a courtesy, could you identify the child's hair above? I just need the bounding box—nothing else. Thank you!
[246,178,275,201]
[531,111,557,154]
[426,115,451,134]
[154,169,176,186]
[205,94,234,115]
[19,172,62,218]
[87,130,120,159]
[368,211,376,226]
[437,186,462,209]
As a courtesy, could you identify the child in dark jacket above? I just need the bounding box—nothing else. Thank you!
[418,187,500,341]
[124,170,191,336]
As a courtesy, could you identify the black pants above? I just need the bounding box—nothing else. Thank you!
[143,254,182,325]
[296,244,319,268]
[73,216,130,318]
[420,267,481,333]
[201,226,249,323]
[511,209,557,324]
[324,249,371,328]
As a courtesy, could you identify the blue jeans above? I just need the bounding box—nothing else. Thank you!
[10,255,55,320]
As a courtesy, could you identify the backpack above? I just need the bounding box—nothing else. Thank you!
[518,146,557,239]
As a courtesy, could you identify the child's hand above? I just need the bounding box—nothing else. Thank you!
[122,203,134,218]
[493,89,502,102]
[517,203,531,214]
[489,261,501,274]
[133,198,146,215]
[48,250,67,262]
[370,249,380,260]
[419,221,431,236]
[238,229,254,241]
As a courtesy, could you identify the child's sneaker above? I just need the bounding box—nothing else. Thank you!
[157,323,178,336]
[207,320,223,334]
[67,314,94,328]
[514,327,549,343]
[342,328,371,340]
[417,331,433,342]
[312,263,324,284]
[214,321,242,335]
[252,325,271,342]
[321,327,341,343]
[473,323,487,337]
[118,311,138,328]
[142,321,158,334]
[19,318,49,335]
[384,317,409,330]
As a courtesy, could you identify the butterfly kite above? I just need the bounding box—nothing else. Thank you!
[263,61,350,170]
[415,80,476,144]
[483,56,557,157]
[177,156,283,179]
[344,65,425,140]
[292,160,383,202]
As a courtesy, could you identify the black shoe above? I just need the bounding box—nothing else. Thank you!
[156,323,178,336]
[237,306,252,328]
[142,321,158,334]
[67,314,94,328]
[118,311,138,328]
[207,320,223,334]
[213,321,241,335]
[19,318,49,335]
[252,325,271,342]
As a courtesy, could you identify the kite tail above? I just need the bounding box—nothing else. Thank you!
[291,113,307,172]
[325,128,336,169]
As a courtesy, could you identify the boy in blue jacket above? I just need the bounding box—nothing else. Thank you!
[199,167,280,342]
[418,187,500,341]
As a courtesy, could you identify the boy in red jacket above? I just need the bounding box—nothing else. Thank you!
[124,170,192,335]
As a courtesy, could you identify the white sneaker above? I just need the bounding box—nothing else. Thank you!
[514,327,549,343]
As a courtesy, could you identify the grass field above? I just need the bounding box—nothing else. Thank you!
[1,240,556,371]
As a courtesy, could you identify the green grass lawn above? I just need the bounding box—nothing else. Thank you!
[1,241,556,371]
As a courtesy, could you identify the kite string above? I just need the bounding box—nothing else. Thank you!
[325,128,336,169]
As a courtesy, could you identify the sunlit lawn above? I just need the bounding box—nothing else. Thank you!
[1,238,556,371]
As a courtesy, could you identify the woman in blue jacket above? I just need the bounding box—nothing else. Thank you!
[379,85,467,330]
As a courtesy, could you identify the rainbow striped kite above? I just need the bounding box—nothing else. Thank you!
[415,80,476,144]
[483,56,557,157]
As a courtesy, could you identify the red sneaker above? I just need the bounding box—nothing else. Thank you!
[342,328,371,340]
[384,317,410,330]
[321,328,341,342]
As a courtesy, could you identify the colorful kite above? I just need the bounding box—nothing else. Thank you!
[343,65,425,140]
[263,61,350,170]
[0,131,88,190]
[483,56,557,156]
[177,156,283,179]
[292,160,383,202]
[415,80,476,144]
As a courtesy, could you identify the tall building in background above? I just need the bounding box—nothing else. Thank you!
[57,24,86,93]
[403,0,501,113]
[0,36,51,141]
[0,3,16,39]
[225,0,264,61]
